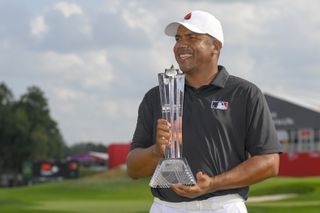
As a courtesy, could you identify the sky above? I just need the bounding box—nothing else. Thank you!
[1,0,319,146]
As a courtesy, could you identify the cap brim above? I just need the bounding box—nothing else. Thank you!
[165,22,206,36]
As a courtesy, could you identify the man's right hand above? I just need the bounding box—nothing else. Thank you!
[154,119,171,157]
[127,119,171,179]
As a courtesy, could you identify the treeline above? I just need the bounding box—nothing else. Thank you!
[67,142,107,156]
[0,83,109,179]
[0,83,66,175]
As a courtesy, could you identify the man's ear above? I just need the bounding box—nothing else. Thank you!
[212,40,222,54]
[212,46,219,55]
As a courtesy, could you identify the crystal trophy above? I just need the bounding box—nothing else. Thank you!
[149,65,196,188]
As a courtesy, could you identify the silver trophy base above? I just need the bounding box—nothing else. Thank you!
[149,158,196,188]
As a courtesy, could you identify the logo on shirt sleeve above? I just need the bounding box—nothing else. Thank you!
[211,101,229,110]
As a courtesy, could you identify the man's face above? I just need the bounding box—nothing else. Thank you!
[174,25,215,74]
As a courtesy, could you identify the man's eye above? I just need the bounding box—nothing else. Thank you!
[175,37,181,41]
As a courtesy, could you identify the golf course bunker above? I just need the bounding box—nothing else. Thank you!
[247,193,297,203]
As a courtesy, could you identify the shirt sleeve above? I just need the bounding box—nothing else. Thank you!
[245,88,283,155]
[131,88,158,150]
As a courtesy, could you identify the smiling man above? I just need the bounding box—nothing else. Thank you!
[127,10,282,213]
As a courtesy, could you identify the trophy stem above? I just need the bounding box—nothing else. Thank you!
[168,76,179,158]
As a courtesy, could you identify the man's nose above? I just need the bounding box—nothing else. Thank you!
[175,40,189,49]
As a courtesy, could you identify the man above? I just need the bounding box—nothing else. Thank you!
[127,10,282,213]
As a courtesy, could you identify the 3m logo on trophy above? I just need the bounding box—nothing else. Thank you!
[149,65,196,188]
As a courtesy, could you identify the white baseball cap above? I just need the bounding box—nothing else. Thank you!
[165,10,224,46]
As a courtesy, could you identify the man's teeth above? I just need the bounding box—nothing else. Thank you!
[180,54,192,60]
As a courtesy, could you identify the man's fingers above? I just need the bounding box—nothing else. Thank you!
[157,119,171,129]
[171,184,186,194]
[157,130,170,143]
[170,184,198,198]
[157,119,171,144]
[196,171,205,180]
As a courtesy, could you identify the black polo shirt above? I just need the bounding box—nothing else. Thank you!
[131,65,283,202]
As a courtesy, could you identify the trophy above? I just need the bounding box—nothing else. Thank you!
[149,65,196,188]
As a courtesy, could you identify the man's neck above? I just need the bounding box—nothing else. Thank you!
[185,66,219,89]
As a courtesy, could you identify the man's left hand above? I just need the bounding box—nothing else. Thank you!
[170,171,213,198]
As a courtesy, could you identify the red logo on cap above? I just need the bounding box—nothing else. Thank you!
[184,12,192,20]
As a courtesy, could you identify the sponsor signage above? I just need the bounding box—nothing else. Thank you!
[32,160,79,179]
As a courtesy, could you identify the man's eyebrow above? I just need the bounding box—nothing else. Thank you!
[187,32,197,36]
[175,32,197,37]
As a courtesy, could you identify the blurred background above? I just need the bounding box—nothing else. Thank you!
[1,0,320,212]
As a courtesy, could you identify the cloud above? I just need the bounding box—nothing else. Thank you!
[103,99,140,119]
[54,87,84,101]
[0,1,30,44]
[39,50,114,89]
[30,16,49,39]
[90,10,152,49]
[27,1,152,52]
[121,5,157,34]
[54,1,83,18]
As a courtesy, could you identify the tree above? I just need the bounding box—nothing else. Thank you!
[19,86,66,161]
[0,83,15,173]
[0,83,13,105]
[0,84,67,178]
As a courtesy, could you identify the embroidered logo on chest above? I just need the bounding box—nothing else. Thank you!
[211,101,229,110]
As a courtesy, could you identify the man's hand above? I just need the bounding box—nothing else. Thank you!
[170,171,213,199]
[154,119,171,157]
[127,119,172,179]
[170,153,280,198]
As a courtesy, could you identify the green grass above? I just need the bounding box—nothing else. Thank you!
[0,169,320,213]
[0,169,152,213]
[247,176,320,213]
